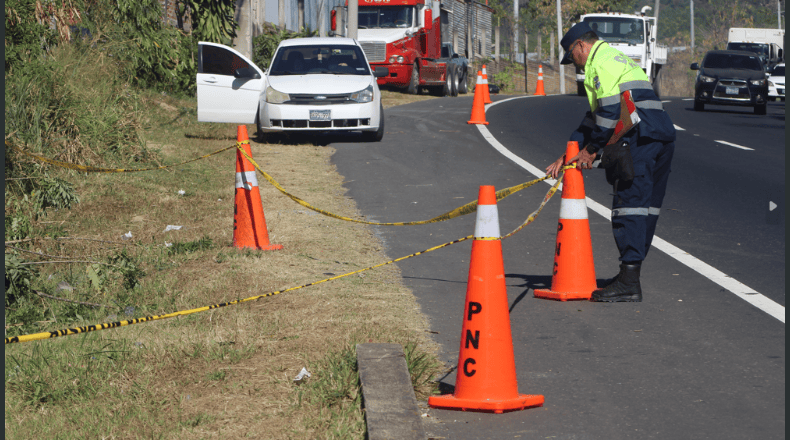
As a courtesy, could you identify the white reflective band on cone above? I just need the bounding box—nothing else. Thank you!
[559,198,589,220]
[482,67,487,75]
[474,205,500,238]
[235,171,259,190]
[476,75,483,85]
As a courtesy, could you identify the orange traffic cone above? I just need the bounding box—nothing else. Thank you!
[467,72,489,125]
[533,141,597,301]
[428,186,544,414]
[481,65,493,104]
[534,64,546,96]
[233,125,283,251]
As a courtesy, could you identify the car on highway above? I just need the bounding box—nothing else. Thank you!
[196,37,389,141]
[690,49,770,115]
[767,62,785,101]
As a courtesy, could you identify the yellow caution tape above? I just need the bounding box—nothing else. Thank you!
[6,140,238,173]
[5,168,568,345]
[236,143,571,226]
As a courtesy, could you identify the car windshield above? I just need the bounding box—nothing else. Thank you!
[727,42,769,57]
[703,53,763,71]
[269,45,371,76]
[772,65,785,76]
[358,6,414,29]
[582,17,644,44]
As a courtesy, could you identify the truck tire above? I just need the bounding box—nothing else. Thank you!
[407,63,419,95]
[450,65,460,96]
[652,67,662,99]
[458,67,468,94]
[577,81,586,96]
[442,67,453,96]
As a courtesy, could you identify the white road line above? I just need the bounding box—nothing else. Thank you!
[715,140,754,150]
[682,98,695,101]
[478,96,784,323]
[673,124,686,131]
[662,100,672,103]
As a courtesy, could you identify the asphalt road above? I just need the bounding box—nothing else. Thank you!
[329,94,785,439]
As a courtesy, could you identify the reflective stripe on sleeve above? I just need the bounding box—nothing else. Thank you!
[649,207,661,215]
[612,207,649,217]
[235,171,259,190]
[619,80,653,92]
[559,198,589,220]
[474,205,500,238]
[598,95,620,106]
[596,115,618,128]
[635,100,665,110]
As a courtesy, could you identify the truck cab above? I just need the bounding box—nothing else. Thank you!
[575,9,667,96]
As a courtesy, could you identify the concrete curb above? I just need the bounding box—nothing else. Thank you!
[357,343,426,440]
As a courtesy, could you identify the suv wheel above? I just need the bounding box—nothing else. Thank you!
[754,103,767,115]
[693,100,705,111]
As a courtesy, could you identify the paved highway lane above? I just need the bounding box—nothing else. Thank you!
[330,95,784,439]
[486,95,785,308]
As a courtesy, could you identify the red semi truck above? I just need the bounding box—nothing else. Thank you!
[333,0,456,96]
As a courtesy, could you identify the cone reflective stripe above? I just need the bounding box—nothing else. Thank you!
[467,72,489,125]
[233,125,283,251]
[534,64,546,96]
[429,186,544,414]
[534,141,597,301]
[481,64,493,104]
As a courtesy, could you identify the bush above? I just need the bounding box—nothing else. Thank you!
[252,23,316,71]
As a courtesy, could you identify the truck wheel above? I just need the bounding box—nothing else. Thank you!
[652,68,662,98]
[450,65,459,96]
[442,68,453,96]
[576,81,585,96]
[407,63,419,95]
[458,67,468,94]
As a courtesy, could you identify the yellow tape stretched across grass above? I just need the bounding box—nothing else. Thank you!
[5,169,568,345]
[6,140,238,173]
[236,144,566,226]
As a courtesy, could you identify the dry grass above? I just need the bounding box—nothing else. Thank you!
[5,90,443,439]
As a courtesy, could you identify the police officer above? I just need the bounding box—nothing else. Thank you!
[546,22,676,302]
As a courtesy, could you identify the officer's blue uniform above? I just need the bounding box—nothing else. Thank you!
[569,40,676,263]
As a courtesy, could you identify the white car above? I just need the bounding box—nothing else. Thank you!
[196,37,388,141]
[768,63,785,101]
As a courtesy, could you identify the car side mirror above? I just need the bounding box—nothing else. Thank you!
[690,63,699,70]
[234,67,260,79]
[373,67,389,78]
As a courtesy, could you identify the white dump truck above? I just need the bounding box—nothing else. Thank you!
[574,6,668,97]
[727,28,784,71]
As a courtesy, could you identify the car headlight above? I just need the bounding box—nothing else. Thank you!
[768,80,775,87]
[700,75,716,83]
[265,86,290,104]
[350,85,374,103]
[750,79,767,86]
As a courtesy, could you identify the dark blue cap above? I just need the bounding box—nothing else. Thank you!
[560,22,595,65]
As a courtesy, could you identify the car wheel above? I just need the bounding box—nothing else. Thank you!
[407,63,419,95]
[458,67,468,94]
[693,100,704,111]
[255,109,267,142]
[754,103,767,115]
[363,103,385,142]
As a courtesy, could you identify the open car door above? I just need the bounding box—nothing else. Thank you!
[197,42,264,124]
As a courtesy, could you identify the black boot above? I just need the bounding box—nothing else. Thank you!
[591,263,642,302]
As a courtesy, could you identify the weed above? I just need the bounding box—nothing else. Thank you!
[168,236,214,256]
[404,341,443,399]
[207,370,227,381]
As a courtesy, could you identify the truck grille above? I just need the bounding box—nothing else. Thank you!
[360,42,386,62]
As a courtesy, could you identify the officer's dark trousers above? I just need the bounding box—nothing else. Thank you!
[611,138,675,263]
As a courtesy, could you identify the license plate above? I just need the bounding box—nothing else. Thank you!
[309,110,331,121]
[726,86,739,95]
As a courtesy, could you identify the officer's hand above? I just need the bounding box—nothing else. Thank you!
[546,155,565,179]
[567,149,597,171]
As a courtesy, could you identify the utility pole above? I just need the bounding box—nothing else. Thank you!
[514,0,519,62]
[348,0,358,40]
[779,0,783,29]
[556,0,564,94]
[279,0,285,29]
[524,29,529,93]
[690,0,694,53]
[298,0,304,32]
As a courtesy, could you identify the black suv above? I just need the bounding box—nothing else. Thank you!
[690,50,769,115]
